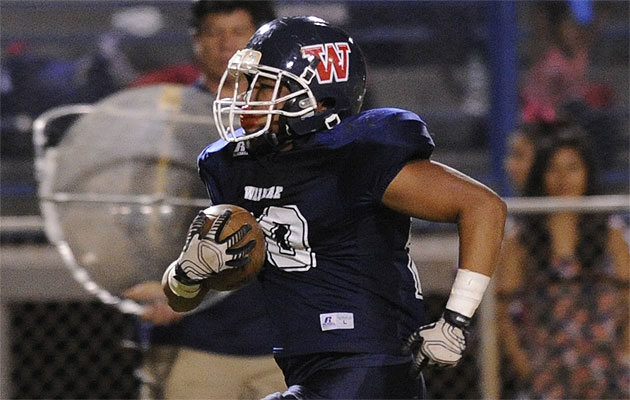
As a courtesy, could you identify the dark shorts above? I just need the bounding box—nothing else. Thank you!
[272,353,425,399]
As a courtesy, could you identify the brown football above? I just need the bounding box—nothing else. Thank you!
[200,204,266,291]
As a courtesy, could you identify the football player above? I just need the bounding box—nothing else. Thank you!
[163,16,507,399]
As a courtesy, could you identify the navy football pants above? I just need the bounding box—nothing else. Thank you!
[262,362,425,399]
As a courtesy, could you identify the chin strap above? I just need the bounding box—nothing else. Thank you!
[286,108,341,136]
[324,113,341,129]
[244,107,343,155]
[245,114,295,155]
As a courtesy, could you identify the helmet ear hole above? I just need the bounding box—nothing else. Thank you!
[320,98,336,110]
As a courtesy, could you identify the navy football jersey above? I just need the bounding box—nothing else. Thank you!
[198,108,434,358]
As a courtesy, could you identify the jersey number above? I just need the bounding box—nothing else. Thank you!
[257,205,316,271]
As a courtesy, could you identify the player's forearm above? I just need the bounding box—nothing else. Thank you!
[403,196,506,372]
[456,192,507,278]
[444,193,506,318]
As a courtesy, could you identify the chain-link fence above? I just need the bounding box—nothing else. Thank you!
[492,197,630,400]
[5,293,484,399]
[7,301,141,399]
[3,196,629,399]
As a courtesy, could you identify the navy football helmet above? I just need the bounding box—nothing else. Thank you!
[213,16,367,145]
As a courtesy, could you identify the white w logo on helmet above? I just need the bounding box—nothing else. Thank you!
[301,42,351,84]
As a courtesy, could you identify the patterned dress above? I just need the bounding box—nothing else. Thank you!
[509,235,629,399]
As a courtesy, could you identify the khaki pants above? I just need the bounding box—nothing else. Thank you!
[139,346,287,400]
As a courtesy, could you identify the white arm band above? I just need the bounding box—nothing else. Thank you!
[163,261,201,299]
[445,269,491,318]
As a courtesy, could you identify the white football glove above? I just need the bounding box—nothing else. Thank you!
[403,309,470,378]
[174,209,256,283]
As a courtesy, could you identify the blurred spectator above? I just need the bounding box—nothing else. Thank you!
[520,2,620,167]
[521,2,608,123]
[496,127,630,399]
[124,2,285,399]
[504,123,546,195]
[130,64,202,87]
[0,6,168,158]
[0,39,128,157]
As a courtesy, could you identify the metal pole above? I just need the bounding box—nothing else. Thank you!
[487,1,518,196]
[484,2,518,398]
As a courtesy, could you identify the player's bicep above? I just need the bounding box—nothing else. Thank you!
[382,159,497,222]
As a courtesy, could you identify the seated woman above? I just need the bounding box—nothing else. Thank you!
[496,126,629,399]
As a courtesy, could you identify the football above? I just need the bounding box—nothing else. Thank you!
[199,204,266,291]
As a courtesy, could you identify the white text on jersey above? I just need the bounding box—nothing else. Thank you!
[244,185,284,201]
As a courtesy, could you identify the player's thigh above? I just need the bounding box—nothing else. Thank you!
[303,362,424,399]
[164,348,286,399]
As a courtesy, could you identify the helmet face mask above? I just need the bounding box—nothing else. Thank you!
[212,16,367,146]
[213,49,318,142]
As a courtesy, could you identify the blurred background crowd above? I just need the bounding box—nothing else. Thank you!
[2,0,628,214]
[1,1,628,399]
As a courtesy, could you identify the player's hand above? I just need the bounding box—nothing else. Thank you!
[124,281,184,325]
[403,309,471,378]
[176,209,256,284]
